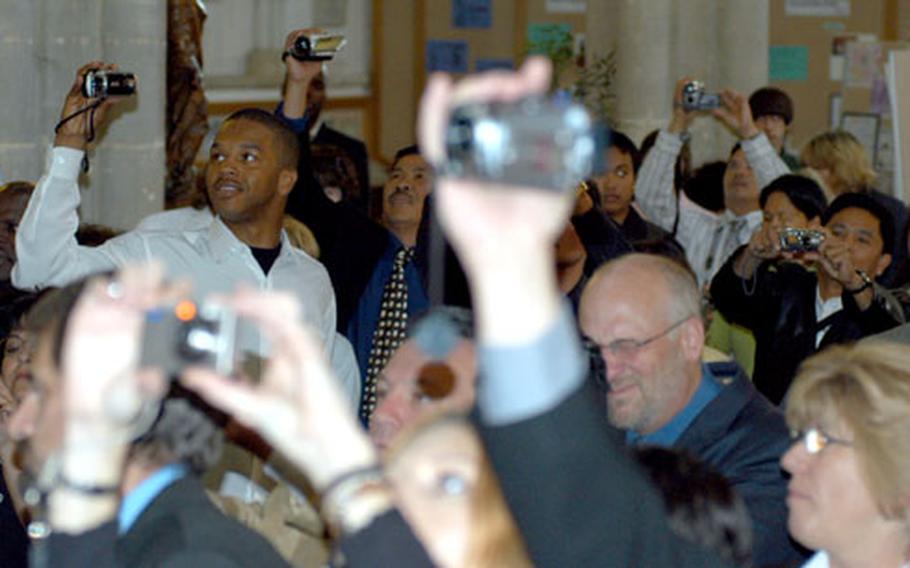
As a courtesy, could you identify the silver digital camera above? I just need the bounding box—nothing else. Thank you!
[285,34,347,61]
[779,227,825,253]
[82,70,136,98]
[442,95,595,191]
[140,300,239,379]
[681,81,720,112]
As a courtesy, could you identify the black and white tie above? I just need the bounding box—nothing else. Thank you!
[360,247,415,423]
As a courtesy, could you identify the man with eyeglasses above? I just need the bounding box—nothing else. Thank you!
[579,253,806,567]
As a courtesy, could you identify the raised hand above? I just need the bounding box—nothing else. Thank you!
[417,56,570,344]
[55,61,131,150]
[712,89,760,140]
[282,28,326,119]
[181,289,376,491]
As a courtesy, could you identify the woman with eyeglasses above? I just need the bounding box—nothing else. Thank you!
[782,341,910,567]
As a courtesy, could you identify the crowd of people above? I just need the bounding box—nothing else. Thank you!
[1,27,910,568]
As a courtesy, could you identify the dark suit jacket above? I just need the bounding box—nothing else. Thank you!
[0,465,28,568]
[479,383,733,568]
[334,509,434,567]
[285,136,470,332]
[40,476,288,568]
[312,125,370,212]
[672,361,807,567]
[711,250,898,404]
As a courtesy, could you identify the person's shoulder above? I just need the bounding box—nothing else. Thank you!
[704,362,789,446]
[135,207,214,233]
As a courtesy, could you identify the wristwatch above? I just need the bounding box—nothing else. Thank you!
[844,269,873,294]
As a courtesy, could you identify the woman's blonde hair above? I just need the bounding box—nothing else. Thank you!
[800,130,876,195]
[385,411,531,567]
[282,215,320,259]
[786,341,910,521]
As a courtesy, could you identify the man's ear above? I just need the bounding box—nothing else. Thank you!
[277,168,298,197]
[874,252,893,278]
[680,317,704,363]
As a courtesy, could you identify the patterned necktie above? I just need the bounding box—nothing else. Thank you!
[360,246,416,424]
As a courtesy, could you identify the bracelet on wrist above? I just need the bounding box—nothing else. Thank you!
[57,474,119,496]
[320,464,390,536]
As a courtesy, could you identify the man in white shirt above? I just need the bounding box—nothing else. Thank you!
[636,78,790,288]
[12,61,337,357]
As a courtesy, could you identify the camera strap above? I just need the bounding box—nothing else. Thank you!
[54,97,107,173]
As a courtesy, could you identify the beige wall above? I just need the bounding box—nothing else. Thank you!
[768,0,892,152]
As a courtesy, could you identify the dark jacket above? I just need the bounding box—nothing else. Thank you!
[311,125,371,213]
[40,475,287,567]
[0,465,28,568]
[711,249,899,405]
[479,383,733,568]
[618,207,687,263]
[672,361,807,567]
[285,137,470,332]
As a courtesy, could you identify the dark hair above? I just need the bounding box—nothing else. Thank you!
[392,145,421,168]
[76,223,123,246]
[607,130,642,174]
[759,174,828,221]
[0,181,35,196]
[684,161,726,213]
[131,396,223,475]
[0,291,42,346]
[635,447,753,567]
[224,108,301,170]
[749,87,794,125]
[822,192,895,256]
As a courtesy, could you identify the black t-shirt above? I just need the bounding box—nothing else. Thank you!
[249,244,281,275]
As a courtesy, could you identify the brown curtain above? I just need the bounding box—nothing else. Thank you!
[166,0,209,208]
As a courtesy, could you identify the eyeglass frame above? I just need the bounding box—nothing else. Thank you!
[791,427,853,454]
[584,314,695,359]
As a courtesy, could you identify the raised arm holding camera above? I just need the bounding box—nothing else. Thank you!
[635,77,791,288]
[12,61,338,362]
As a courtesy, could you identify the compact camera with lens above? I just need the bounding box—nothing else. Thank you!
[285,34,347,61]
[681,80,720,112]
[442,95,596,192]
[82,70,136,98]
[140,300,239,380]
[779,227,826,253]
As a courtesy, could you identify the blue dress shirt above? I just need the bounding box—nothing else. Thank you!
[118,464,186,534]
[347,237,429,377]
[625,364,722,447]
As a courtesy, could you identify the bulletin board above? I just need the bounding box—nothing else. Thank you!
[414,0,589,104]
[768,0,893,151]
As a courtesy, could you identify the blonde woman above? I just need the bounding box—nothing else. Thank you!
[800,131,876,197]
[783,341,910,567]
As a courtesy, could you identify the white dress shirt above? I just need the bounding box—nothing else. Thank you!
[635,130,789,287]
[12,147,337,358]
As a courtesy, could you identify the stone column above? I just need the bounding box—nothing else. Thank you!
[0,0,166,229]
[585,0,770,164]
[610,0,674,145]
